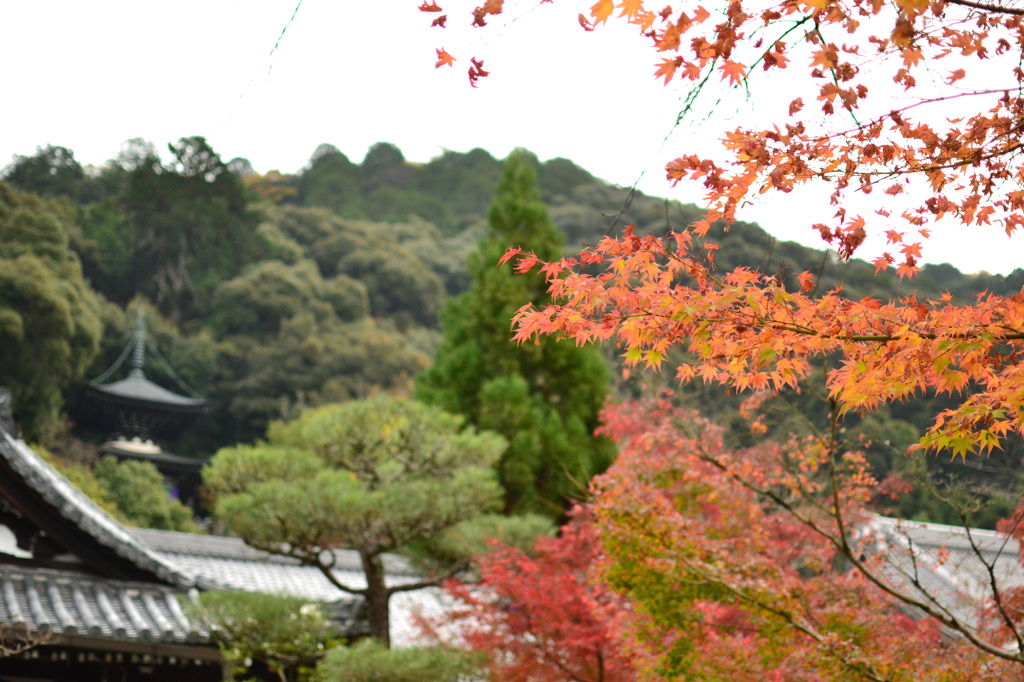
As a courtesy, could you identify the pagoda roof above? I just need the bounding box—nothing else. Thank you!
[89,370,205,412]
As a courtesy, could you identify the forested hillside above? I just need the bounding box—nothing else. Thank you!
[3,138,1022,524]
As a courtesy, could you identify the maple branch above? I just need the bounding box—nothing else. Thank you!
[820,89,1017,143]
[683,415,1024,664]
[611,501,891,681]
[944,0,1024,15]
[745,16,814,78]
[833,520,1024,663]
[960,515,1024,651]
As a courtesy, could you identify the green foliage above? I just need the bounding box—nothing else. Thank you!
[0,183,103,443]
[39,448,195,532]
[300,146,365,218]
[263,205,444,325]
[416,150,615,517]
[314,640,481,682]
[185,591,337,682]
[37,449,123,520]
[91,456,197,532]
[77,136,269,320]
[2,145,102,203]
[211,259,366,337]
[213,315,433,445]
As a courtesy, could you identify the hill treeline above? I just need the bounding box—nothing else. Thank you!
[3,137,1022,525]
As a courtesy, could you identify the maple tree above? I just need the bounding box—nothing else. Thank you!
[426,507,633,682]
[592,399,1019,680]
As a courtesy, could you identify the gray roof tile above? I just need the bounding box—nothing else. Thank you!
[0,565,206,644]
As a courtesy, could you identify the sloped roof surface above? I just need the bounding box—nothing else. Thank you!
[0,564,204,644]
[0,429,441,648]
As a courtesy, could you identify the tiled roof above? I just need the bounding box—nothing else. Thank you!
[0,564,205,645]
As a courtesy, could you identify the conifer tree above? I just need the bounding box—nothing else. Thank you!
[416,150,614,517]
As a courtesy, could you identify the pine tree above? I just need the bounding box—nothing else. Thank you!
[416,150,614,517]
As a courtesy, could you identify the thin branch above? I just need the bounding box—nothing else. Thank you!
[944,0,1024,16]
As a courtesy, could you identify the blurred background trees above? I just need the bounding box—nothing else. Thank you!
[1,137,1020,526]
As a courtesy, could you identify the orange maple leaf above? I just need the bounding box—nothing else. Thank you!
[896,260,920,280]
[418,1,443,11]
[618,0,645,20]
[499,247,523,266]
[655,57,682,85]
[721,60,747,87]
[435,48,455,69]
[591,0,613,25]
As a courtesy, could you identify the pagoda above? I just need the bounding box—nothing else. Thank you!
[82,310,207,510]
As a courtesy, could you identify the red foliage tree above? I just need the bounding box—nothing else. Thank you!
[431,508,632,682]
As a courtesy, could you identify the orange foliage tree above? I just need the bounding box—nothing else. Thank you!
[416,0,1024,675]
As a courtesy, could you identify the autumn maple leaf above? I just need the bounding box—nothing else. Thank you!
[721,60,747,87]
[655,57,683,85]
[435,48,455,69]
[591,0,614,25]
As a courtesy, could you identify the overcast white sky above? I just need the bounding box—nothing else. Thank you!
[1,1,1018,275]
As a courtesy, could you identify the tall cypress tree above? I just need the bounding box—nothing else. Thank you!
[416,150,615,517]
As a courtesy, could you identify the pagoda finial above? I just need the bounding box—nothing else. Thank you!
[130,309,146,378]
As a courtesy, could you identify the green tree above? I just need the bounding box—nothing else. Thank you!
[314,640,481,682]
[113,136,268,319]
[2,144,102,203]
[0,183,104,443]
[204,396,548,647]
[91,456,197,532]
[416,150,615,517]
[300,145,364,218]
[186,591,337,682]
